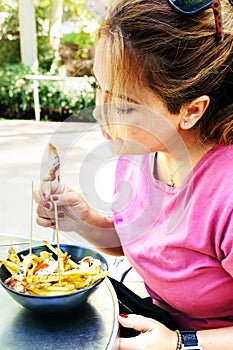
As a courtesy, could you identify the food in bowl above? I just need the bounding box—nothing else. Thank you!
[0,240,108,296]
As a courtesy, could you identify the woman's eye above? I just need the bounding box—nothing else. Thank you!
[116,107,135,115]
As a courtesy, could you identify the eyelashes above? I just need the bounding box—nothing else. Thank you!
[116,107,135,115]
[93,80,136,115]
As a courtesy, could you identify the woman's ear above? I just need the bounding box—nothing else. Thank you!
[180,95,210,130]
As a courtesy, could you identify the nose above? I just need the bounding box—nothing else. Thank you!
[93,105,101,122]
[93,104,108,127]
[92,104,98,120]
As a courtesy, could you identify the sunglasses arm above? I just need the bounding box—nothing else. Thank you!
[211,0,224,43]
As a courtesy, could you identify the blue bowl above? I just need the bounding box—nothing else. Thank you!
[0,244,108,314]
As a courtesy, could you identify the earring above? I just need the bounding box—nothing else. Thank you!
[184,121,188,126]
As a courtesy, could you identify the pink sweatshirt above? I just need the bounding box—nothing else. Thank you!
[112,145,233,330]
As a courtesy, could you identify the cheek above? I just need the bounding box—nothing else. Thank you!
[95,89,101,104]
[126,126,156,149]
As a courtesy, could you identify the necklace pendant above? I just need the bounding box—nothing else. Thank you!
[167,176,175,187]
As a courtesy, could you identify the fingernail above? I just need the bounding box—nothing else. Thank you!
[58,212,64,218]
[51,195,58,201]
[44,202,51,209]
[119,314,128,318]
[41,192,49,200]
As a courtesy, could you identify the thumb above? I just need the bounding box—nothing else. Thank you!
[118,314,154,333]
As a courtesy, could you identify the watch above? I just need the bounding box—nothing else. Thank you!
[180,330,203,350]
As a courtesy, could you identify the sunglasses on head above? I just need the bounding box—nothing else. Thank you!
[167,0,226,43]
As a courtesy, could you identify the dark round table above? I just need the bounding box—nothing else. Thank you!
[0,235,119,350]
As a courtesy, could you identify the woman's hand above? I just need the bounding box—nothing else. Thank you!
[34,183,93,233]
[117,314,177,350]
[33,182,123,255]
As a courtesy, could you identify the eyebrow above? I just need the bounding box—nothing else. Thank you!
[94,74,140,105]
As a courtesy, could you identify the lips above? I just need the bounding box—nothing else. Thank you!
[101,129,112,140]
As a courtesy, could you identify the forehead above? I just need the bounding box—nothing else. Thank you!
[93,37,142,98]
[93,37,162,108]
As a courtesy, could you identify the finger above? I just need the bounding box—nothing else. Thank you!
[39,182,65,200]
[118,336,143,350]
[36,207,65,227]
[53,215,77,233]
[51,182,64,194]
[50,191,84,207]
[33,189,44,204]
[40,182,52,199]
[118,314,154,333]
[36,204,54,220]
[36,215,54,228]
[33,187,52,203]
[34,182,67,205]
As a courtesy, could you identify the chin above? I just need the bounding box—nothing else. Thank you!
[109,139,151,155]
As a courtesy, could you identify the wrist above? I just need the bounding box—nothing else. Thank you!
[176,330,203,350]
[87,209,114,229]
[70,209,108,236]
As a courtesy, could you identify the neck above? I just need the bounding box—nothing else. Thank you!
[155,137,214,187]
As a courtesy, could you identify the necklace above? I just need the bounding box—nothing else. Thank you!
[156,144,212,187]
[167,175,175,187]
[164,155,194,188]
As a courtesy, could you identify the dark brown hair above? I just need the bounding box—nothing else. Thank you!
[97,0,233,144]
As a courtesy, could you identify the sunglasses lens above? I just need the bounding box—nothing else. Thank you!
[170,0,212,13]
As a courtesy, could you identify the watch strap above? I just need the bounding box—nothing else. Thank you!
[180,330,203,350]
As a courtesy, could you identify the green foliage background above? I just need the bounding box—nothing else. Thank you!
[0,64,96,121]
[0,0,99,121]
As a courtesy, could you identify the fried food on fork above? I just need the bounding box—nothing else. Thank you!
[43,143,60,182]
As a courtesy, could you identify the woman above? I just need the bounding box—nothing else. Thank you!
[34,0,233,349]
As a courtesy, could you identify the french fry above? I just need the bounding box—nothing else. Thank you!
[73,278,93,289]
[43,240,79,269]
[8,247,21,265]
[0,260,21,275]
[62,267,101,277]
[1,243,108,296]
[26,274,61,284]
[91,270,109,283]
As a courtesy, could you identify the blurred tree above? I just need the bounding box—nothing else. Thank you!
[48,0,64,73]
[18,0,38,70]
[0,0,100,73]
[0,0,20,65]
[0,0,102,120]
[49,0,64,51]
